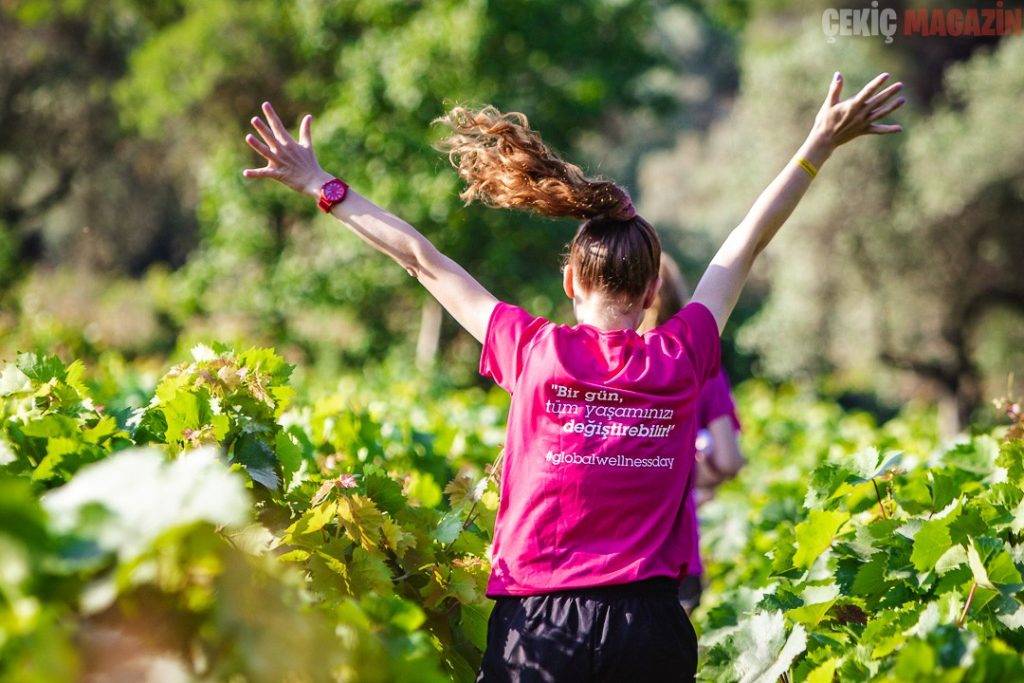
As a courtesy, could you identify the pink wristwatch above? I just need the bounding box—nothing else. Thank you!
[317,178,349,213]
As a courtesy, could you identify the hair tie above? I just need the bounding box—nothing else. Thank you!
[590,201,636,223]
[605,195,636,222]
[617,200,637,221]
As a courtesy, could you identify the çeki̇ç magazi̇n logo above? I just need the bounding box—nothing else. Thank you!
[823,2,1022,44]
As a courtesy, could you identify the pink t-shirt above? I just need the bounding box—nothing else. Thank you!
[479,301,720,596]
[684,370,741,577]
[698,371,741,433]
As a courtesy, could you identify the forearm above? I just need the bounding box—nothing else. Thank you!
[694,134,833,331]
[694,417,744,487]
[301,171,428,274]
[692,72,902,332]
[303,173,497,343]
[706,418,744,479]
[717,134,832,274]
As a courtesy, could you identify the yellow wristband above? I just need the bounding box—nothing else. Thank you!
[796,157,818,179]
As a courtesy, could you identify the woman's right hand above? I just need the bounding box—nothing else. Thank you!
[243,102,333,198]
[808,72,905,152]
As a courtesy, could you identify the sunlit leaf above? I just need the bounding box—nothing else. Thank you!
[42,447,249,562]
[793,510,849,570]
[336,494,385,550]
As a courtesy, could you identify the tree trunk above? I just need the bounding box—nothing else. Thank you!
[415,298,442,370]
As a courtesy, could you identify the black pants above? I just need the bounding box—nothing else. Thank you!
[476,578,697,683]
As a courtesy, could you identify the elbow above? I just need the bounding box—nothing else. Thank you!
[401,234,434,278]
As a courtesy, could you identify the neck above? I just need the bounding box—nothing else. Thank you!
[573,297,644,331]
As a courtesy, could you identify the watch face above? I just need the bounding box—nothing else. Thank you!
[324,181,346,201]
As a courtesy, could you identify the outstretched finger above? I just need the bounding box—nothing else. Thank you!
[242,166,282,179]
[865,82,903,110]
[250,117,280,152]
[867,95,905,122]
[866,123,903,135]
[299,114,313,149]
[262,102,292,144]
[826,71,844,106]
[245,133,282,164]
[854,73,890,104]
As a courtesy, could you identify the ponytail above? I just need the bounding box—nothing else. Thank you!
[435,106,636,222]
[435,104,658,303]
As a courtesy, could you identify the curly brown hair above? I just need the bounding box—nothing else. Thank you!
[435,105,660,303]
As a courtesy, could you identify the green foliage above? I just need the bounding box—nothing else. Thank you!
[695,383,1024,682]
[0,346,505,681]
[0,353,130,485]
[4,348,1021,681]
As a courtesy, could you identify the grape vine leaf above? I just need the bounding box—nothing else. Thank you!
[275,429,304,484]
[362,466,407,514]
[997,440,1024,486]
[432,511,464,545]
[300,501,337,536]
[449,565,481,604]
[0,363,31,396]
[21,415,79,439]
[862,608,912,659]
[934,544,969,574]
[848,446,882,479]
[1011,499,1024,535]
[944,438,999,476]
[805,658,838,683]
[852,554,890,598]
[804,464,850,509]
[31,437,79,482]
[730,611,807,683]
[992,595,1024,631]
[16,352,66,383]
[793,510,849,570]
[911,506,959,572]
[846,518,900,561]
[381,516,416,558]
[986,550,1024,590]
[928,470,959,511]
[459,602,493,651]
[336,494,386,550]
[770,526,799,577]
[347,546,394,596]
[232,433,280,490]
[445,475,476,509]
[787,582,838,627]
[968,538,997,590]
[41,447,249,562]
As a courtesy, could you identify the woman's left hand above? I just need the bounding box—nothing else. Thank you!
[810,72,905,151]
[243,102,332,198]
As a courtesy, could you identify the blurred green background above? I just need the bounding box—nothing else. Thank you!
[1,0,1022,433]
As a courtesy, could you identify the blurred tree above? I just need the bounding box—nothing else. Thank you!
[109,0,723,368]
[0,1,196,284]
[873,38,1024,430]
[639,9,1024,433]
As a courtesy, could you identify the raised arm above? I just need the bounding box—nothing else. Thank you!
[691,72,904,333]
[242,102,498,344]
